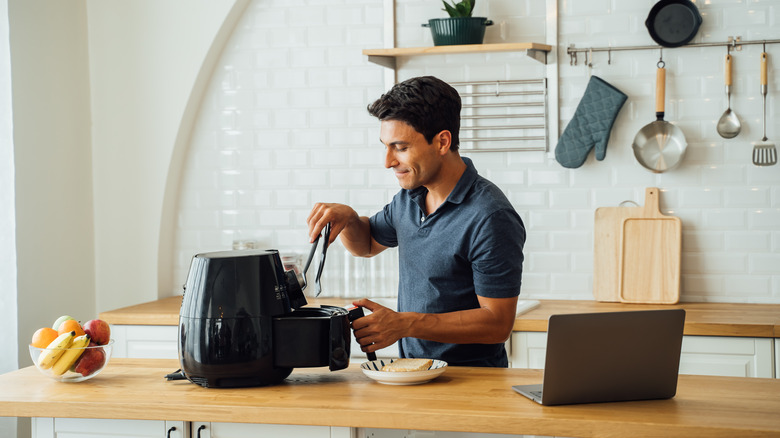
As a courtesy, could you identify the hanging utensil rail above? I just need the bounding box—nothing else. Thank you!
[450,79,548,152]
[567,37,780,66]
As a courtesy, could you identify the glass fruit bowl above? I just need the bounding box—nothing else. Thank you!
[29,339,114,382]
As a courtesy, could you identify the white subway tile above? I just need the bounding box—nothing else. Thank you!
[748,208,780,229]
[331,169,367,188]
[331,127,367,146]
[238,190,272,208]
[550,190,592,209]
[529,210,571,230]
[683,231,725,252]
[528,253,570,272]
[511,191,547,208]
[726,233,771,255]
[550,231,591,251]
[289,169,329,187]
[258,209,293,227]
[683,252,747,274]
[527,169,569,186]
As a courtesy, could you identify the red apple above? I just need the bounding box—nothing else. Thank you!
[83,319,111,345]
[73,342,106,377]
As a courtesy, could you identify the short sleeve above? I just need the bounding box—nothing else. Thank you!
[469,209,525,298]
[369,202,399,248]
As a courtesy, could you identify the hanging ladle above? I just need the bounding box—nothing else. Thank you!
[716,52,741,139]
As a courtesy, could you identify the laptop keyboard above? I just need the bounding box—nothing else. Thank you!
[530,390,543,398]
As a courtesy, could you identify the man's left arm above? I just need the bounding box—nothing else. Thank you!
[353,207,524,352]
[351,296,518,352]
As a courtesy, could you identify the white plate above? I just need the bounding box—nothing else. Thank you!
[360,359,448,385]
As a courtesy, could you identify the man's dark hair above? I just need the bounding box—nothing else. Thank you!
[367,76,461,151]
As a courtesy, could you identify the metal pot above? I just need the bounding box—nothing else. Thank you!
[645,0,702,48]
[632,64,687,173]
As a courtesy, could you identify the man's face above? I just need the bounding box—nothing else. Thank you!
[379,120,442,191]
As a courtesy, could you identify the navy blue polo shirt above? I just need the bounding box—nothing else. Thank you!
[369,157,525,367]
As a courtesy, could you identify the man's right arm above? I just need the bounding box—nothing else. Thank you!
[307,203,387,257]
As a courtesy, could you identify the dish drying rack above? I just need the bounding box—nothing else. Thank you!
[451,79,548,152]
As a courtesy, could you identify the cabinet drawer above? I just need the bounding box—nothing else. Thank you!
[111,325,179,359]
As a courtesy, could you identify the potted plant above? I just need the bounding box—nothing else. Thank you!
[422,0,493,46]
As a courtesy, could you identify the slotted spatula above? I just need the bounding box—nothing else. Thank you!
[753,51,777,166]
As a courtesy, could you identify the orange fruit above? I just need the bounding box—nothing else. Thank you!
[31,327,59,348]
[57,319,85,337]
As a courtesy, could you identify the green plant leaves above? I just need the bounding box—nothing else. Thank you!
[441,0,475,18]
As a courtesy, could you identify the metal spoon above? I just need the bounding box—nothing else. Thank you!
[717,54,741,139]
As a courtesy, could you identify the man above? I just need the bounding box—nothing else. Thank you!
[307,76,525,367]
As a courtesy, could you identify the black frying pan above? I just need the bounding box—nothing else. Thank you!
[645,0,702,48]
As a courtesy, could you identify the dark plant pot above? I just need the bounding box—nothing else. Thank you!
[422,17,494,46]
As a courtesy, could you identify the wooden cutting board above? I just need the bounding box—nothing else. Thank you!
[618,188,681,304]
[593,202,643,302]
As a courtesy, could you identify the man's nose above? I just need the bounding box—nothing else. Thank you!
[384,149,398,169]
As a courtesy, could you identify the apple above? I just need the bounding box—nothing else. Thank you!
[83,319,111,345]
[73,342,106,377]
[52,315,75,330]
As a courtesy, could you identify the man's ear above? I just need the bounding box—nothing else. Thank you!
[435,130,453,155]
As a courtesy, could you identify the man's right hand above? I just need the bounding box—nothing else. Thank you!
[306,203,360,244]
[306,203,388,257]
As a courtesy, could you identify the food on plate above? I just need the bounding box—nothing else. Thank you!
[83,319,111,345]
[381,358,433,372]
[50,334,90,376]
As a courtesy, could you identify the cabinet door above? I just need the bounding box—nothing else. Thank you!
[680,336,774,378]
[111,325,179,359]
[192,422,338,438]
[508,332,547,369]
[33,417,186,438]
[357,429,539,438]
[776,339,779,379]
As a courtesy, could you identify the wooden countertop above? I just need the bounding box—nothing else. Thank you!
[100,297,780,338]
[1,359,779,437]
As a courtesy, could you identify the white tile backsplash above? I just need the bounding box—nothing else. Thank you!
[172,0,780,303]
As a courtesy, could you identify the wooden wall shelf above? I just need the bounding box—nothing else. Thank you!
[362,42,553,68]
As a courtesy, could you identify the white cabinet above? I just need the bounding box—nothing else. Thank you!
[508,332,547,369]
[192,422,352,438]
[111,325,179,359]
[33,417,187,438]
[33,418,353,438]
[509,332,776,378]
[357,429,554,438]
[775,339,779,379]
[679,336,774,378]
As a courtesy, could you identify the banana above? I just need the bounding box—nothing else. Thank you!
[50,334,90,376]
[37,330,75,370]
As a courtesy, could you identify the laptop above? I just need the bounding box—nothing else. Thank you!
[513,309,685,406]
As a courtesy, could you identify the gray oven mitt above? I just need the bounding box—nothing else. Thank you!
[554,76,627,169]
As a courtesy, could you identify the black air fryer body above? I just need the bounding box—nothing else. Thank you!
[178,249,350,388]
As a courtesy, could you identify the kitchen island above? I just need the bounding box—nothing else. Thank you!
[1,359,779,437]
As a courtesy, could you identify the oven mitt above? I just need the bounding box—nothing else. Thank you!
[555,76,627,169]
